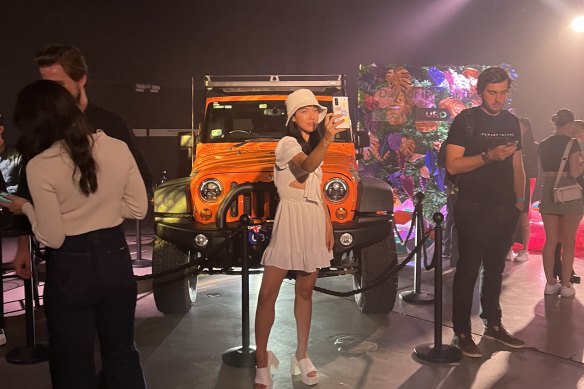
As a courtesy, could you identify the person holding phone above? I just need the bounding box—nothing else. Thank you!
[445,67,526,358]
[254,89,345,389]
[3,80,148,388]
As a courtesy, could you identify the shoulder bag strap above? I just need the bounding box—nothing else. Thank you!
[554,138,575,188]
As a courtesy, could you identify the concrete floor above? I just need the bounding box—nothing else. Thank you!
[2,235,584,389]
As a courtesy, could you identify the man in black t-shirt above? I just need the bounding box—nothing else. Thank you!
[444,67,526,357]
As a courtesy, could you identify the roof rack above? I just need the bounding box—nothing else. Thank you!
[204,75,344,92]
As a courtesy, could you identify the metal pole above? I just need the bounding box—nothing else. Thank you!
[413,205,422,293]
[222,214,256,367]
[6,237,48,364]
[131,219,151,268]
[413,212,462,364]
[241,220,250,352]
[136,219,142,261]
[399,192,434,304]
[434,214,443,348]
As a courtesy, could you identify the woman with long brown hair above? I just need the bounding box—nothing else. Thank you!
[4,80,148,388]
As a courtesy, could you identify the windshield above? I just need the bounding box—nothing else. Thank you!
[202,99,352,143]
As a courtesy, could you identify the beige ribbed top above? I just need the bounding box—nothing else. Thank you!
[22,131,148,248]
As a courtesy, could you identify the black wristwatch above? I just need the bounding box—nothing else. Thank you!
[481,151,492,164]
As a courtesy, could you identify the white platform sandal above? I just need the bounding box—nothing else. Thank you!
[255,351,279,389]
[290,355,318,386]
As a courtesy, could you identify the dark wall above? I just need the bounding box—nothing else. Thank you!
[2,0,584,179]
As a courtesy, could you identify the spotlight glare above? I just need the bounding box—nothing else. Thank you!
[571,15,584,33]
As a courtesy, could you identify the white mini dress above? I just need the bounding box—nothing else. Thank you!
[261,136,333,272]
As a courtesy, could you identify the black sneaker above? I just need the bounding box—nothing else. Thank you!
[451,333,482,358]
[483,324,525,348]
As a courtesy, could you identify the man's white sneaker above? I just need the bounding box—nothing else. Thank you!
[513,251,530,262]
[506,249,515,261]
[561,285,576,298]
[544,282,562,295]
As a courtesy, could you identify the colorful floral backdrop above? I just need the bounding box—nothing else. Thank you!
[357,63,518,220]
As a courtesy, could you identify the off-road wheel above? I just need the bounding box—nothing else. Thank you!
[353,234,398,313]
[152,238,198,314]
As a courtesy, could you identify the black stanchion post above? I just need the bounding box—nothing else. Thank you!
[132,219,152,268]
[399,192,434,305]
[222,214,256,368]
[6,237,48,364]
[413,212,462,364]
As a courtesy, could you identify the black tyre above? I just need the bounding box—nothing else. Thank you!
[353,234,398,313]
[152,238,197,314]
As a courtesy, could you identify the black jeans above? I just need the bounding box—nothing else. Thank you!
[44,225,146,389]
[452,200,520,334]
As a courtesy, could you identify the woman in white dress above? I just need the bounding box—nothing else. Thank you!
[254,89,346,389]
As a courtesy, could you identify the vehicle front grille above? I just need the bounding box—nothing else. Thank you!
[223,186,279,223]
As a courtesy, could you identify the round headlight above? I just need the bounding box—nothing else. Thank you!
[194,234,209,247]
[340,233,353,246]
[200,179,223,202]
[324,178,348,203]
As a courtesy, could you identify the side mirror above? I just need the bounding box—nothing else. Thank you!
[354,131,370,149]
[179,132,193,149]
[178,131,195,162]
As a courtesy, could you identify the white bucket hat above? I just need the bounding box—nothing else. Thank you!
[285,89,327,126]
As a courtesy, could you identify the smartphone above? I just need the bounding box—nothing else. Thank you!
[332,97,351,129]
[0,191,12,203]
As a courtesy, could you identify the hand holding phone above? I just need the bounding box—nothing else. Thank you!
[332,97,351,129]
[0,191,12,203]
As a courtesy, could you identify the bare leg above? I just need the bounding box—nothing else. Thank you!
[254,266,287,371]
[294,270,318,378]
[558,215,583,287]
[542,214,561,284]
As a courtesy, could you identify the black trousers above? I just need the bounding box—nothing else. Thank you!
[44,225,146,389]
[452,200,520,334]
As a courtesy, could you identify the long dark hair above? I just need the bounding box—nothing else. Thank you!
[14,80,97,195]
[286,120,323,155]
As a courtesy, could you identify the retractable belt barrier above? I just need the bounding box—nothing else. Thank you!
[133,208,436,299]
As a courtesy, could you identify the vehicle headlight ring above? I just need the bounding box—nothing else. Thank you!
[324,178,348,203]
[199,179,223,202]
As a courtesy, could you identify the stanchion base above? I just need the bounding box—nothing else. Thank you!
[222,346,256,368]
[6,344,49,364]
[413,343,462,364]
[131,259,153,268]
[399,290,434,304]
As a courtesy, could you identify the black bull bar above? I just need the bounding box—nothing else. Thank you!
[156,182,393,256]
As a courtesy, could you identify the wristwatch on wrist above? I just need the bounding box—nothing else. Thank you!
[481,151,491,164]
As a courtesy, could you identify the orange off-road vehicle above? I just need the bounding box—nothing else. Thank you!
[152,75,397,314]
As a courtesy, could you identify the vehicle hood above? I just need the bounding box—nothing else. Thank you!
[191,144,276,176]
[191,143,357,177]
